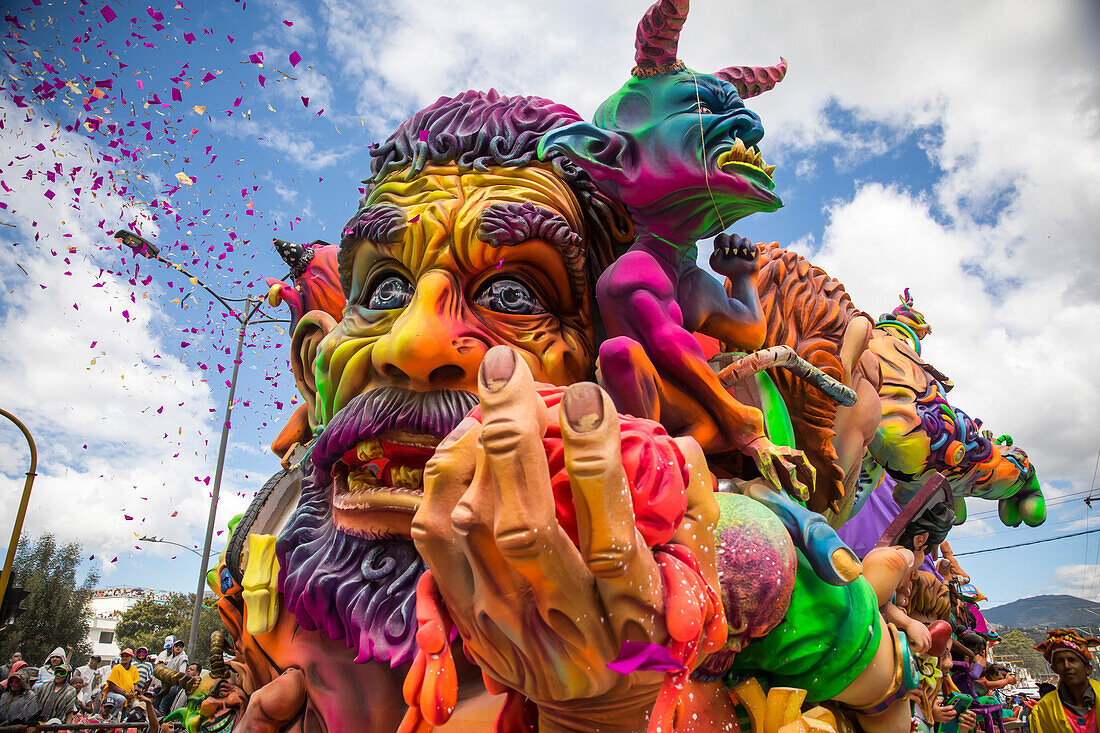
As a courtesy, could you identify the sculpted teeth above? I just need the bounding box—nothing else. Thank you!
[391,466,424,490]
[717,138,772,177]
[355,438,384,462]
[347,466,382,492]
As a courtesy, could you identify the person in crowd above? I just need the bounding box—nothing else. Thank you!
[155,636,175,665]
[37,647,68,684]
[35,662,78,724]
[1032,629,1100,732]
[76,654,107,712]
[164,662,201,715]
[0,660,27,691]
[0,652,22,680]
[134,646,155,694]
[154,638,188,716]
[103,648,140,720]
[0,668,41,724]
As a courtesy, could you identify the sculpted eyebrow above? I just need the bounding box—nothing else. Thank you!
[477,201,585,299]
[477,201,581,250]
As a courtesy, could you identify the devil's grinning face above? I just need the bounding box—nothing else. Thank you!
[309,164,597,539]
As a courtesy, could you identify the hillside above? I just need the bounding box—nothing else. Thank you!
[984,594,1100,629]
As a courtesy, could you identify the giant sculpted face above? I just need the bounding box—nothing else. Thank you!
[314,164,598,539]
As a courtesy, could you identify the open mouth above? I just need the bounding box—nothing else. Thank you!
[200,710,236,733]
[330,431,437,515]
[716,137,776,189]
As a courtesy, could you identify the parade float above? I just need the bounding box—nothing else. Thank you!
[179,1,1046,730]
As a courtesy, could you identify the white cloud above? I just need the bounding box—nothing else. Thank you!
[0,99,250,567]
[1052,564,1100,602]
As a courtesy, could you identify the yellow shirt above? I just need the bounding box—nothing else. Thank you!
[1031,679,1100,733]
[104,663,140,697]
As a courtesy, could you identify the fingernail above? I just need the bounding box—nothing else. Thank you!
[563,382,604,432]
[481,346,516,391]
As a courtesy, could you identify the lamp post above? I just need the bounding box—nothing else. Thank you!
[0,409,36,611]
[137,535,206,558]
[114,229,287,655]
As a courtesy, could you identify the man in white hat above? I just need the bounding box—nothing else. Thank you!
[153,637,188,716]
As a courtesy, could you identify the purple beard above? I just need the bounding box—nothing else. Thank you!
[276,387,479,667]
[276,462,425,667]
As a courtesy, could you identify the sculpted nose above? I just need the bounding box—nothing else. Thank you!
[371,271,487,391]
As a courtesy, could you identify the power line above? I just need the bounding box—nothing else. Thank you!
[955,527,1100,557]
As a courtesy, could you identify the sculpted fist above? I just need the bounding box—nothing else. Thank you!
[709,232,759,279]
[408,346,724,733]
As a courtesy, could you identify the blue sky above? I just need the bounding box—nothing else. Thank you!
[0,0,1097,610]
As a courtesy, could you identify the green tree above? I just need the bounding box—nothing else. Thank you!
[0,533,98,667]
[115,593,190,656]
[116,593,225,666]
[994,628,1049,678]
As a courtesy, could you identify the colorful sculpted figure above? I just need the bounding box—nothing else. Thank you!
[264,238,343,460]
[744,243,1044,527]
[861,291,1044,527]
[537,0,819,500]
[197,3,1053,732]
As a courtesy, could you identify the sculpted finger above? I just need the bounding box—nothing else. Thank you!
[477,346,591,610]
[560,383,662,608]
[411,417,480,600]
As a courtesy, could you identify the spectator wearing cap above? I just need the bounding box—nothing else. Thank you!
[103,648,140,720]
[1032,628,1100,732]
[134,646,155,693]
[76,655,107,712]
[35,662,78,724]
[154,638,188,717]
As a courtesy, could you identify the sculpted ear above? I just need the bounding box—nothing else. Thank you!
[538,121,636,184]
[271,309,337,459]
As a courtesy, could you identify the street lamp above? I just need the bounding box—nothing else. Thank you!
[0,409,36,612]
[137,535,207,558]
[114,229,287,655]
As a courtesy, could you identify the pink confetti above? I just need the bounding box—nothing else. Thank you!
[184,32,195,44]
[202,72,216,83]
[289,50,301,67]
[124,515,133,520]
[258,74,265,87]
[248,52,263,65]
[301,96,308,107]
[282,19,293,26]
[418,130,430,142]
[100,4,117,22]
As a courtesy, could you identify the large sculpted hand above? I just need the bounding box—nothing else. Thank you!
[409,346,724,733]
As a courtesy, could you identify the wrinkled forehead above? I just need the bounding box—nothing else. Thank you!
[344,165,586,297]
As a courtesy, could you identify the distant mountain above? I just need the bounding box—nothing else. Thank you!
[984,594,1100,629]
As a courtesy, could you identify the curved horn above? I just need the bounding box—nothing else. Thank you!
[714,58,788,99]
[209,631,229,680]
[154,664,200,695]
[633,0,690,76]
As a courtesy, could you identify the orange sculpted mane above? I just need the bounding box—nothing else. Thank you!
[752,243,866,513]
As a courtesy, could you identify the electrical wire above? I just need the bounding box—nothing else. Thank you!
[955,527,1100,557]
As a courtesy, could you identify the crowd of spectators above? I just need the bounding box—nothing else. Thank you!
[0,635,197,730]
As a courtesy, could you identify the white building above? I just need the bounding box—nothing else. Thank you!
[84,588,171,660]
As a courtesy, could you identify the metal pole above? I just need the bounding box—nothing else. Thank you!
[0,409,36,611]
[186,299,256,653]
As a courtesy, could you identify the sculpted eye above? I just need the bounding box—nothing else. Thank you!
[473,278,547,315]
[367,275,414,309]
[695,104,712,114]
